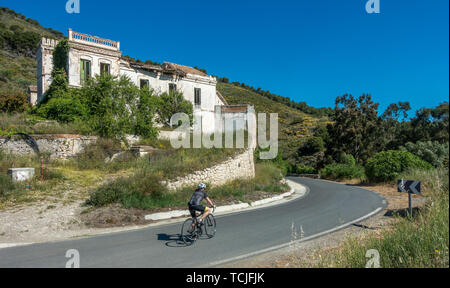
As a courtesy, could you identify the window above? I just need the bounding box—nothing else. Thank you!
[194,88,201,107]
[80,59,91,85]
[140,79,149,90]
[169,83,177,93]
[100,63,110,75]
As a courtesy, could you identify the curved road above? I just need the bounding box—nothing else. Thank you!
[0,177,386,268]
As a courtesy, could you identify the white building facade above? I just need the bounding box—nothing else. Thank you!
[36,29,228,133]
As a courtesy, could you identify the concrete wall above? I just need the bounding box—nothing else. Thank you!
[166,149,255,191]
[0,135,97,159]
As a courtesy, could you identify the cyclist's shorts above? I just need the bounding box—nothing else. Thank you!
[188,203,206,217]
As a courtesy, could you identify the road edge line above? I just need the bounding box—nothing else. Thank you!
[208,205,384,267]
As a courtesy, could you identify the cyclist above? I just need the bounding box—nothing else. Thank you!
[188,183,215,228]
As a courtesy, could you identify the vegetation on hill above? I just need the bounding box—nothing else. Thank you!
[217,77,333,118]
[0,7,64,93]
[217,82,331,172]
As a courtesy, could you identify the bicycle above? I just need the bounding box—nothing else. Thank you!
[181,207,216,246]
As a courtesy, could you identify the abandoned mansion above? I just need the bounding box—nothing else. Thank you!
[33,29,243,133]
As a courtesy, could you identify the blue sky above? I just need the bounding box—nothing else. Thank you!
[2,0,448,114]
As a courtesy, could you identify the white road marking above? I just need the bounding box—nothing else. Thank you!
[207,206,384,267]
[0,243,33,249]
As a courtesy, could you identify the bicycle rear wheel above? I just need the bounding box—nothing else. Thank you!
[181,218,197,245]
[204,214,216,238]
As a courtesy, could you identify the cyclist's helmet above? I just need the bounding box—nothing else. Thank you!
[198,183,207,190]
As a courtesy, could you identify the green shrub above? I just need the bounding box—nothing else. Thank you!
[400,141,449,168]
[297,137,325,156]
[295,165,316,174]
[36,94,87,123]
[0,90,29,113]
[320,163,365,180]
[319,154,364,180]
[9,25,23,32]
[88,172,165,209]
[156,90,193,127]
[365,150,433,182]
[340,154,356,166]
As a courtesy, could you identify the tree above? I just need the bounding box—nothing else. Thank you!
[134,88,159,139]
[409,102,449,144]
[327,94,383,164]
[156,90,193,127]
[381,101,411,150]
[365,150,433,182]
[0,90,29,113]
[297,136,325,156]
[400,141,449,168]
[81,74,158,141]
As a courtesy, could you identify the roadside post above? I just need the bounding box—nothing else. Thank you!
[397,180,421,217]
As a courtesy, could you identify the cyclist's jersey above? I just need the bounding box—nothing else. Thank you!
[189,189,208,206]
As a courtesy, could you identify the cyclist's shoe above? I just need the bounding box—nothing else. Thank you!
[187,226,195,234]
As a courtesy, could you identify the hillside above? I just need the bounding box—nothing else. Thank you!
[217,82,330,162]
[0,7,64,92]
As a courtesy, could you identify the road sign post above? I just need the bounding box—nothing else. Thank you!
[408,192,412,216]
[397,180,421,217]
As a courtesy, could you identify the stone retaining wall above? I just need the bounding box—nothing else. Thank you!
[0,135,97,159]
[167,149,255,190]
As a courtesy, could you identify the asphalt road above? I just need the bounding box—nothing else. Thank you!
[0,177,386,268]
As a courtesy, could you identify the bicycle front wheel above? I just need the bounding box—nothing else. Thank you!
[204,214,216,238]
[181,218,197,245]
